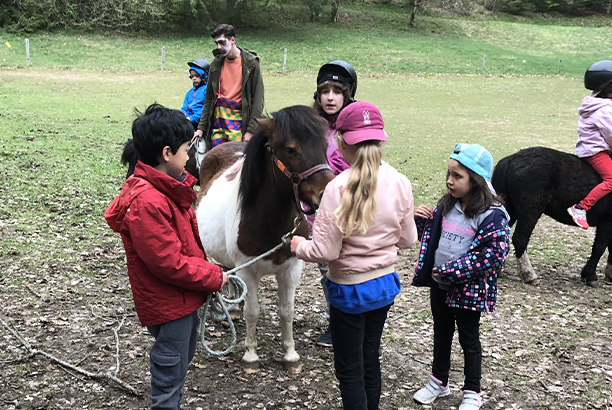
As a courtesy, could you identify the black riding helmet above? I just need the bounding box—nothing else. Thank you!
[584,60,612,94]
[317,60,358,99]
[188,59,211,75]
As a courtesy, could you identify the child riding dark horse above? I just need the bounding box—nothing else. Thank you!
[567,60,612,229]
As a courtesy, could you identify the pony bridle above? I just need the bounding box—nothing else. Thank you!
[266,144,332,215]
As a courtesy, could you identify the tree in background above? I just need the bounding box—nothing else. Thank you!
[331,0,341,22]
[409,0,425,26]
[3,0,612,34]
[1,0,214,33]
[306,0,329,21]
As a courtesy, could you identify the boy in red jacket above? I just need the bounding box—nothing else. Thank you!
[105,103,228,409]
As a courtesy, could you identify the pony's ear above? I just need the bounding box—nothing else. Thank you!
[257,118,275,137]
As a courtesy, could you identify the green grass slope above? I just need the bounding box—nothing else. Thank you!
[1,8,612,76]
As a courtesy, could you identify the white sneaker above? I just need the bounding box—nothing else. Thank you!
[413,374,451,404]
[567,204,589,229]
[459,390,482,410]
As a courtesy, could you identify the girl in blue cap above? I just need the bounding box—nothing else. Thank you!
[411,143,511,410]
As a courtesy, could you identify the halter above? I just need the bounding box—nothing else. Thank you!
[265,143,332,215]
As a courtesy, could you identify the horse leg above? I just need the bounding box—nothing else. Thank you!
[581,223,612,287]
[512,215,541,285]
[240,272,261,369]
[276,263,302,372]
[605,240,612,283]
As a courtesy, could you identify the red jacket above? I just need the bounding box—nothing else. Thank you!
[105,161,223,326]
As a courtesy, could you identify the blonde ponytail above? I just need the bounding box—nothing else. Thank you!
[333,134,382,236]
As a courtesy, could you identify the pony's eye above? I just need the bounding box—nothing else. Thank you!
[285,147,298,156]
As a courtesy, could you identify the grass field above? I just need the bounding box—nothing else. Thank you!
[2,9,612,76]
[0,68,586,271]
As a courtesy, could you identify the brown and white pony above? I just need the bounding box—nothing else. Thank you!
[195,105,334,370]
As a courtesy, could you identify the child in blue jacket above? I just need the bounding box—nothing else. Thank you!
[411,143,511,410]
[181,59,210,130]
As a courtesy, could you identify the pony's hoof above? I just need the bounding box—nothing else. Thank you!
[586,280,600,288]
[283,360,302,374]
[242,360,260,374]
[526,278,541,286]
[604,264,612,282]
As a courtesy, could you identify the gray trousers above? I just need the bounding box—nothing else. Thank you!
[319,263,331,321]
[147,310,199,410]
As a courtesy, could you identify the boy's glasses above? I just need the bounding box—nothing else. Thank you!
[189,75,199,79]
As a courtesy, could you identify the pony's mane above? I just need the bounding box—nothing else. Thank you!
[239,105,326,211]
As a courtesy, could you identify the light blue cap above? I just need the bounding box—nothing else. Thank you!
[449,143,493,180]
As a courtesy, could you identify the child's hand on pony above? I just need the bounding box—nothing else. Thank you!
[290,235,306,253]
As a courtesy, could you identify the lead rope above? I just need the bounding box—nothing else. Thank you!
[199,215,303,356]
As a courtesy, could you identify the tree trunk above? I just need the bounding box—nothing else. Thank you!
[331,0,340,23]
[409,0,421,27]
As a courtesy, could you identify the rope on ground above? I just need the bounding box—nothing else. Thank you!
[199,275,247,356]
[0,314,141,397]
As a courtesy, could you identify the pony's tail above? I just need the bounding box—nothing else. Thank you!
[491,157,516,225]
[121,138,138,179]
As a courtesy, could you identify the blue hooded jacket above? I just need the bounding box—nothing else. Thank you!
[181,67,208,125]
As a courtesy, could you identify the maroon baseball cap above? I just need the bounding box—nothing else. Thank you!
[336,101,387,145]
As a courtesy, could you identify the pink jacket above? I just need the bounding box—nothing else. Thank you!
[576,96,612,158]
[296,162,418,285]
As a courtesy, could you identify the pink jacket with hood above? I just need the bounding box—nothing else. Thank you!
[576,95,612,158]
[296,162,418,285]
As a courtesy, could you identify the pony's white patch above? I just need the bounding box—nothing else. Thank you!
[196,160,242,268]
[227,156,244,177]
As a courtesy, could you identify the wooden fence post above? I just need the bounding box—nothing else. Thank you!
[558,59,561,75]
[482,54,486,75]
[283,48,287,73]
[25,39,30,67]
[386,55,389,72]
[161,46,165,71]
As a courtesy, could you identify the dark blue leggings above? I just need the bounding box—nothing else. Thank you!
[330,303,391,410]
[430,284,482,392]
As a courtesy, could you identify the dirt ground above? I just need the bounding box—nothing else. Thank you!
[1,217,612,410]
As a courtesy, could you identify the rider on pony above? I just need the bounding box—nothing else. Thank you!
[181,58,210,131]
[568,60,612,230]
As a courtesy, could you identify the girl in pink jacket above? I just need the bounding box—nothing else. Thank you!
[291,101,418,410]
[567,60,612,229]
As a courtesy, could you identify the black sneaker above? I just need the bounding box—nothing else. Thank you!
[317,327,333,347]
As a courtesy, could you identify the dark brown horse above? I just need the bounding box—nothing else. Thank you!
[122,138,205,185]
[194,105,334,370]
[492,146,612,287]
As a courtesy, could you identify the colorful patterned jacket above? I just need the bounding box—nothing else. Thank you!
[198,47,264,149]
[411,202,511,312]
